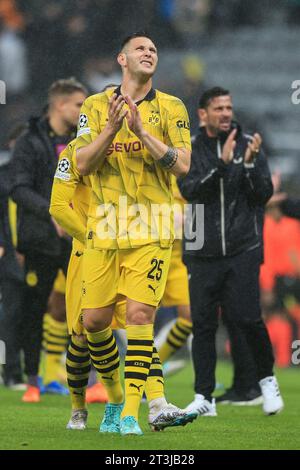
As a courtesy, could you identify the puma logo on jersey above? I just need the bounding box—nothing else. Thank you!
[148,285,157,294]
[129,383,143,392]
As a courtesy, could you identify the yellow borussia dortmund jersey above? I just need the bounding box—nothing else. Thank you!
[76,86,191,250]
[50,139,91,252]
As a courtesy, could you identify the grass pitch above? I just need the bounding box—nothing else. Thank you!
[0,361,299,450]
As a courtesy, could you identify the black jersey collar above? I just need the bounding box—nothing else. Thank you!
[114,85,156,105]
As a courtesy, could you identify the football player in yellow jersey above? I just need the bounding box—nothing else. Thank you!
[50,139,122,430]
[51,138,196,432]
[75,32,195,435]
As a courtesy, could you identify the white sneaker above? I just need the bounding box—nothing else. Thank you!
[148,403,197,431]
[259,376,284,415]
[66,409,88,430]
[185,394,217,417]
[7,382,27,392]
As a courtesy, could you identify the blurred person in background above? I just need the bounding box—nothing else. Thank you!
[270,172,300,336]
[10,78,87,403]
[0,124,26,390]
[181,86,264,406]
[260,182,300,360]
[208,0,267,30]
[22,2,67,102]
[155,176,193,372]
[179,86,284,417]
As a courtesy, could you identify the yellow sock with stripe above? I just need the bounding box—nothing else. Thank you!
[121,324,154,420]
[42,313,51,350]
[43,315,69,384]
[87,327,123,404]
[158,317,193,363]
[145,346,165,402]
[66,336,91,410]
[39,313,51,377]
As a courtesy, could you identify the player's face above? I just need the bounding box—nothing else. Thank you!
[120,37,158,79]
[201,95,233,136]
[59,91,87,128]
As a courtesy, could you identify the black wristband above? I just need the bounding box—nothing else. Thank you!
[158,147,178,170]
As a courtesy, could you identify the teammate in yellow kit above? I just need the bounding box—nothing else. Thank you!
[50,139,124,429]
[75,32,195,435]
[158,177,193,365]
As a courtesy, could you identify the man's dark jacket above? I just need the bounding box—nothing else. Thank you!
[178,124,273,260]
[10,117,72,257]
[0,162,23,281]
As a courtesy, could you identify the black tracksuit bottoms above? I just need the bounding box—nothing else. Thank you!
[187,247,274,400]
[22,246,71,378]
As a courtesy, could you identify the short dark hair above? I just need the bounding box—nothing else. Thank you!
[48,78,87,105]
[199,87,230,109]
[120,31,155,51]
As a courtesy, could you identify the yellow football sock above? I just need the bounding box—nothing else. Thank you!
[66,336,90,410]
[42,313,51,350]
[145,346,165,402]
[38,313,51,378]
[87,327,123,404]
[158,317,192,363]
[121,324,153,420]
[43,316,69,384]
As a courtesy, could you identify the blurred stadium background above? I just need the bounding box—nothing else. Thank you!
[1,0,300,192]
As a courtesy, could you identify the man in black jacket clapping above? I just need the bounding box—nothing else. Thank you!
[179,87,284,417]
